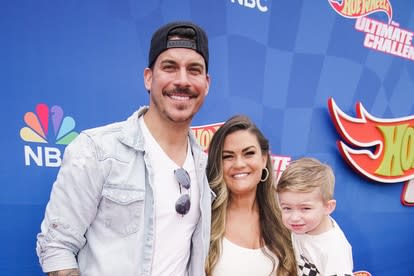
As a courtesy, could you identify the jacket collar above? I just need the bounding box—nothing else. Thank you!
[118,106,148,151]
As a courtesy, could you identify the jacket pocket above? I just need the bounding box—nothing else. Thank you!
[101,186,145,237]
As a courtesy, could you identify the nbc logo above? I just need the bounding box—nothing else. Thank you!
[230,0,268,12]
[20,103,78,167]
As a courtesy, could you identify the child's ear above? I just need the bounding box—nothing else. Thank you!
[324,199,336,215]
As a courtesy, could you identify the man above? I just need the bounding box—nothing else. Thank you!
[36,21,213,276]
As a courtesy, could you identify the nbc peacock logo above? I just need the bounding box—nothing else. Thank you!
[20,103,79,167]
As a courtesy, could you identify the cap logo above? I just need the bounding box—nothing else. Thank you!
[167,39,197,50]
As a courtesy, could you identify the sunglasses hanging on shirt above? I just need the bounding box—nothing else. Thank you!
[174,168,191,216]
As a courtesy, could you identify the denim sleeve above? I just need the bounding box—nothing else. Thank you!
[36,132,104,272]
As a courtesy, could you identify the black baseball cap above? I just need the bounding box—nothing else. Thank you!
[148,21,209,72]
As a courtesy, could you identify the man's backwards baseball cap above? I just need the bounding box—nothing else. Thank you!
[148,21,209,72]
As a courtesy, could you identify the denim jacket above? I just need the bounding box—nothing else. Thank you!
[36,107,213,276]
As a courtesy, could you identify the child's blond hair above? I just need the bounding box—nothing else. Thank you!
[276,157,335,201]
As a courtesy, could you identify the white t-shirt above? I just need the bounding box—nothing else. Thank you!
[140,117,200,276]
[292,217,353,276]
[212,237,278,276]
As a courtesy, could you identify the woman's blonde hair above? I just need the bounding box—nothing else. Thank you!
[276,157,335,202]
[205,115,297,276]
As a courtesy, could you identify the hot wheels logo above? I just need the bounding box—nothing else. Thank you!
[191,122,223,152]
[328,0,393,23]
[328,98,414,183]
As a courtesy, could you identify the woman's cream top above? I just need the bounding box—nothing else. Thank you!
[212,237,278,276]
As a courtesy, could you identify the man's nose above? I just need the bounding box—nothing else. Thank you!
[174,68,191,86]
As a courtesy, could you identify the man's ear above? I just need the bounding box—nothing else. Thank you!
[325,199,336,215]
[204,74,210,96]
[144,68,152,91]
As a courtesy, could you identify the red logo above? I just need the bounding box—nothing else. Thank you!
[328,0,393,23]
[328,98,414,183]
[191,122,223,152]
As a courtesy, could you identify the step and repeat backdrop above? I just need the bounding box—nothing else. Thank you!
[2,0,413,275]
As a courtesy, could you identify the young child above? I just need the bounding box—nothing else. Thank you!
[276,157,353,276]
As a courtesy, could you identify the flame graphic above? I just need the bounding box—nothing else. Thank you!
[328,0,393,24]
[328,98,414,183]
[20,103,78,145]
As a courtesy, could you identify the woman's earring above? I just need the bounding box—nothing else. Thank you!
[260,167,269,182]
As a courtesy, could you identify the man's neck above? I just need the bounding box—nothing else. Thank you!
[143,112,190,167]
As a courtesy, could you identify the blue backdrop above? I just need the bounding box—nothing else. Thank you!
[2,0,413,275]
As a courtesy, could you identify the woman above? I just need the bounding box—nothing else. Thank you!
[205,115,297,276]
